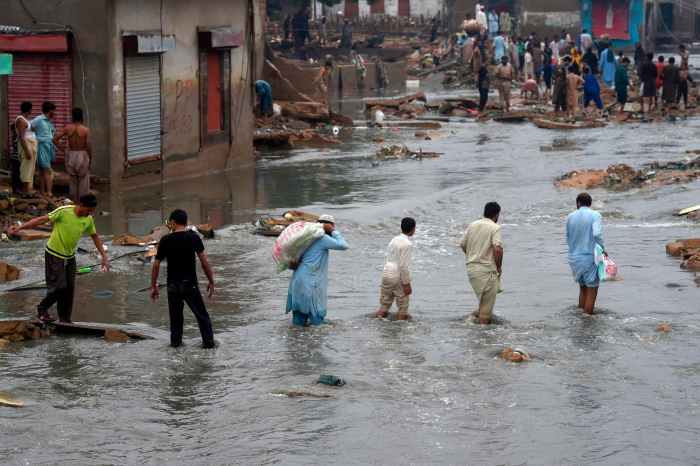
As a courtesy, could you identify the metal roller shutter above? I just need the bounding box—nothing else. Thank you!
[125,54,161,160]
[7,53,72,163]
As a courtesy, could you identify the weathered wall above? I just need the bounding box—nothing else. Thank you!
[0,0,111,176]
[109,0,258,190]
[520,0,581,37]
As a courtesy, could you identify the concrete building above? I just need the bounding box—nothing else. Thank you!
[0,0,264,191]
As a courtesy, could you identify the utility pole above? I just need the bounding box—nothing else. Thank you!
[649,0,658,53]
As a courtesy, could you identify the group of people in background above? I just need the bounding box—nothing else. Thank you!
[10,101,92,202]
[455,20,694,119]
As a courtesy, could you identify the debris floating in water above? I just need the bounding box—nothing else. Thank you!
[0,391,24,408]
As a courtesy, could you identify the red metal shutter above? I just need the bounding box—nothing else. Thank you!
[371,0,385,15]
[398,0,411,17]
[345,0,360,18]
[7,53,72,163]
[207,50,223,133]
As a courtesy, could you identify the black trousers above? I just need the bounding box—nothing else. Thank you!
[479,88,489,111]
[10,158,21,193]
[167,281,215,348]
[677,81,689,107]
[38,252,76,322]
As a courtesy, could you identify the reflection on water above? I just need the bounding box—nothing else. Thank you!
[1,90,700,464]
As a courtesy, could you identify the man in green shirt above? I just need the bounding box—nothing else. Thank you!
[8,194,109,323]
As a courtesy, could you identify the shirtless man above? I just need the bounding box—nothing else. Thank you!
[53,107,92,202]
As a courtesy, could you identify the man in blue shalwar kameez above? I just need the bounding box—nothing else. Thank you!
[566,192,604,315]
[286,215,349,326]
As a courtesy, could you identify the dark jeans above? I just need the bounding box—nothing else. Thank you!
[479,88,489,111]
[38,252,76,322]
[167,281,215,348]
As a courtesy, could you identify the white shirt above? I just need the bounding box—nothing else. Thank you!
[15,115,36,141]
[476,10,487,28]
[383,234,413,285]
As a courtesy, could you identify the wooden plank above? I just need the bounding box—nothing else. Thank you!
[11,229,52,241]
[678,205,700,216]
[44,321,154,340]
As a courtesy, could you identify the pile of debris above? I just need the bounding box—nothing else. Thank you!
[365,92,428,120]
[556,157,700,191]
[374,145,441,161]
[254,106,348,149]
[112,223,214,247]
[254,210,319,237]
[437,97,479,117]
[0,320,50,348]
[666,239,700,280]
[0,191,64,241]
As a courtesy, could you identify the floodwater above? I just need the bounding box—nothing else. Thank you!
[2,91,700,465]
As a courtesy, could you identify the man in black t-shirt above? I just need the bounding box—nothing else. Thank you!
[151,209,216,348]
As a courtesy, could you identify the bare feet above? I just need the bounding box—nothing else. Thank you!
[375,310,388,319]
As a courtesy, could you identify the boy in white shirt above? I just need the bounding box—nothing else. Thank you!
[376,218,416,321]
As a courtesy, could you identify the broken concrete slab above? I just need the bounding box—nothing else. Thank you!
[666,239,700,257]
[0,262,20,282]
[104,329,129,343]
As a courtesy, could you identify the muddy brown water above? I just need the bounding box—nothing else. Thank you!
[1,89,700,465]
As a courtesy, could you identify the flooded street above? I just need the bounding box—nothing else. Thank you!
[2,94,700,464]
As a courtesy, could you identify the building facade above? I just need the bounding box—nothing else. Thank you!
[315,0,446,19]
[0,0,264,191]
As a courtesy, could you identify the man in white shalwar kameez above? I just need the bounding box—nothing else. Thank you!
[375,218,416,321]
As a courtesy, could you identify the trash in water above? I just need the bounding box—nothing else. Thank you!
[94,290,114,299]
[0,391,24,408]
[317,374,346,386]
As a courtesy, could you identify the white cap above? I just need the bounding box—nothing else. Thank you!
[318,214,336,224]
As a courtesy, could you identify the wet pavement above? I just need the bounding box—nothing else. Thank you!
[1,90,700,464]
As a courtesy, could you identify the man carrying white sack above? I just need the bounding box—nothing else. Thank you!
[286,215,349,326]
[375,217,416,321]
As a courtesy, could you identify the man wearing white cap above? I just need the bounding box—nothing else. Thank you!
[286,214,349,326]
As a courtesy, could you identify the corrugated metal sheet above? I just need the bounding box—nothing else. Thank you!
[7,53,72,163]
[125,54,161,160]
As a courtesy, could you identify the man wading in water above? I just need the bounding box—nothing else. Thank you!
[566,193,604,315]
[7,194,109,323]
[461,202,504,324]
[375,217,416,321]
[286,215,348,326]
[151,209,216,348]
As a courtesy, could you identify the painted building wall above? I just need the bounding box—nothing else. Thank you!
[581,0,644,49]
[108,0,258,190]
[0,0,111,176]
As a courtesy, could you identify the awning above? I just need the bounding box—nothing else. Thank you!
[0,34,68,53]
[122,32,175,53]
[198,27,242,49]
